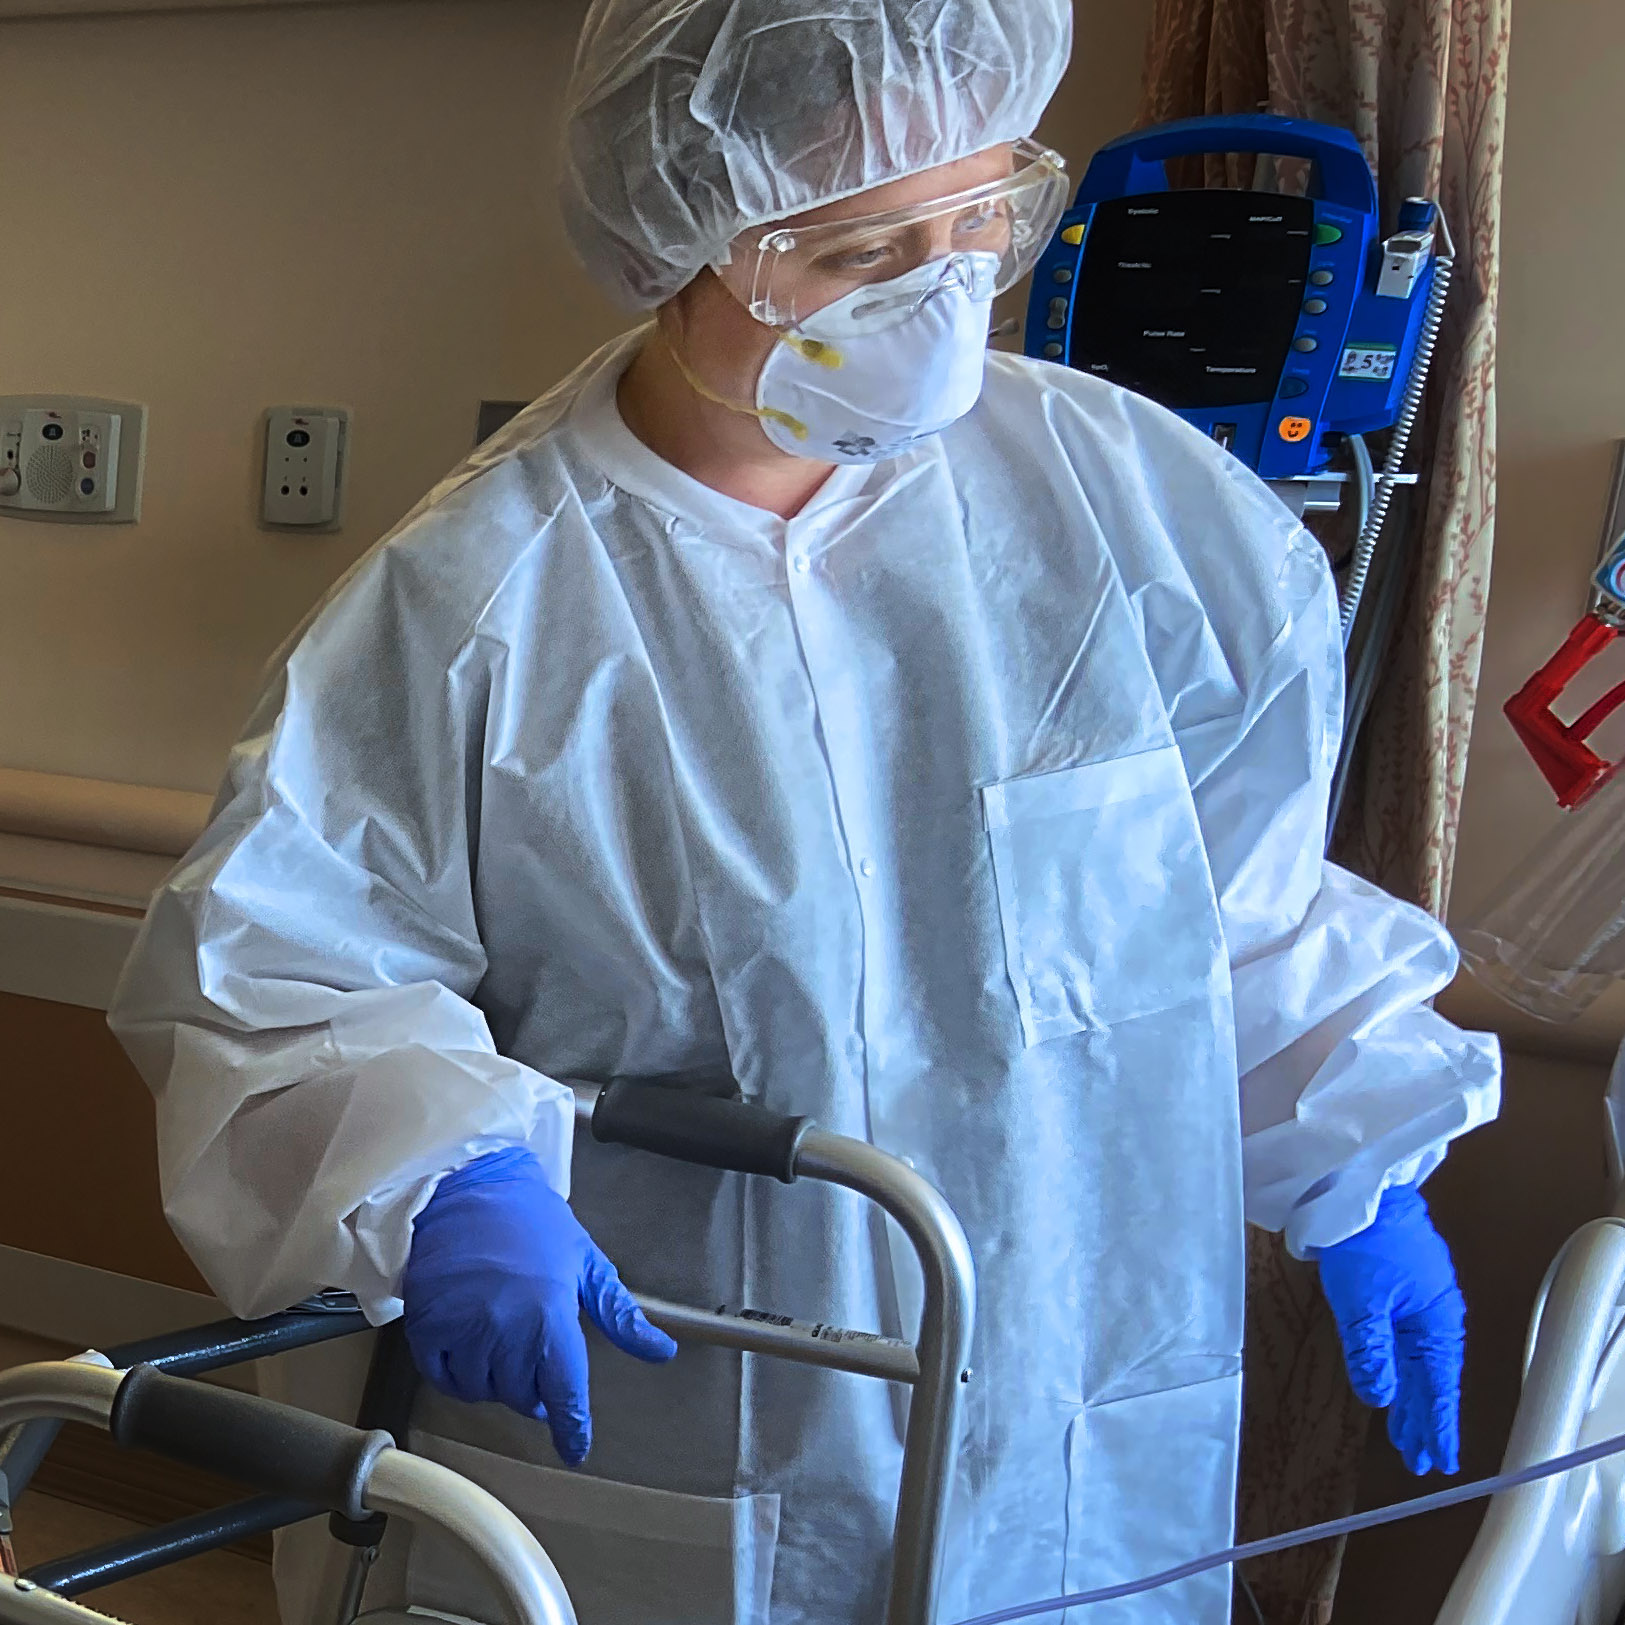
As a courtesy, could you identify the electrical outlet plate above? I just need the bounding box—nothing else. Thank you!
[262,406,349,530]
[0,395,146,525]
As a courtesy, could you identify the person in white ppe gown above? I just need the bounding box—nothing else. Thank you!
[110,1,1502,1621]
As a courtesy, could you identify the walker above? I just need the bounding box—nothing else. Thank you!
[0,1358,575,1625]
[0,1078,975,1625]
[16,1071,1622,1625]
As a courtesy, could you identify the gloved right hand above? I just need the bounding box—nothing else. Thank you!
[402,1146,677,1464]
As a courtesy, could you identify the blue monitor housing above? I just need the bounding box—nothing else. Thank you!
[1024,113,1440,480]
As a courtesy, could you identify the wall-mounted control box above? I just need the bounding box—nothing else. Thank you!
[0,396,146,524]
[262,406,349,530]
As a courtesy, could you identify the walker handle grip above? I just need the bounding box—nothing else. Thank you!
[109,1365,392,1522]
[591,1080,811,1183]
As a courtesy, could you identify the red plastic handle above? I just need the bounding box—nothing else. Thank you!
[1504,614,1625,807]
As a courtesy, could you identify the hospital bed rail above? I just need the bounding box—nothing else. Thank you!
[0,1358,574,1625]
[1434,1211,1625,1623]
[0,1078,976,1625]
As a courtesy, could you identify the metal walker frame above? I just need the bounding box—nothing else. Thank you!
[0,1079,976,1625]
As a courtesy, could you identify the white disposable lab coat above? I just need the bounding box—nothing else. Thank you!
[112,332,1500,1625]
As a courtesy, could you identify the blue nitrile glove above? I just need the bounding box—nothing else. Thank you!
[402,1146,677,1465]
[1316,1184,1465,1476]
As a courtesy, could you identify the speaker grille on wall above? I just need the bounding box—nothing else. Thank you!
[26,443,74,506]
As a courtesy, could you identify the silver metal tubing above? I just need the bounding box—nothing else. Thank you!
[0,1353,116,1511]
[363,1448,577,1625]
[639,1296,920,1384]
[0,1365,122,1436]
[0,1366,570,1625]
[332,1542,378,1625]
[0,1366,131,1624]
[567,1078,977,1623]
[796,1129,977,1625]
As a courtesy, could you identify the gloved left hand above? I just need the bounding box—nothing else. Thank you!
[1316,1183,1465,1476]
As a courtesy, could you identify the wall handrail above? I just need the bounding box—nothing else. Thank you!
[0,769,211,859]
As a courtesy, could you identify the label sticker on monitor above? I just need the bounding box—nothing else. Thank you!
[1339,343,1398,380]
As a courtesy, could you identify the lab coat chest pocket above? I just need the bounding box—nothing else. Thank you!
[981,746,1218,1045]
[402,1432,780,1625]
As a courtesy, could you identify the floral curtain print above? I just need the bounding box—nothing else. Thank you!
[1140,1,1510,1619]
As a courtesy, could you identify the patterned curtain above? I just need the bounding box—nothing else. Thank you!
[1138,2,1511,1620]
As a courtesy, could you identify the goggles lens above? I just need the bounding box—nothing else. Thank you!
[740,139,1068,331]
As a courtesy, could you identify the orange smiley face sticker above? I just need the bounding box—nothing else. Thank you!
[1278,416,1313,443]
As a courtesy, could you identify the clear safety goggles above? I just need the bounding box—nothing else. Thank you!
[730,139,1069,332]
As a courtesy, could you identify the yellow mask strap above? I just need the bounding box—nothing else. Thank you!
[662,331,842,444]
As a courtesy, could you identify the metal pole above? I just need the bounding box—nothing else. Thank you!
[331,1543,378,1625]
[364,1449,577,1625]
[0,1367,575,1625]
[22,1496,316,1598]
[795,1131,976,1625]
[0,1367,121,1437]
[569,1079,976,1625]
[637,1296,919,1384]
[0,1356,116,1512]
[0,1305,367,1510]
[105,1300,369,1379]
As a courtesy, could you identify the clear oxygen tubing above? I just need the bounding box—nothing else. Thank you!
[948,1425,1625,1625]
[1339,212,1457,642]
[1235,1573,1267,1625]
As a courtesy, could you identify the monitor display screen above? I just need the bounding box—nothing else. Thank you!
[1068,191,1314,409]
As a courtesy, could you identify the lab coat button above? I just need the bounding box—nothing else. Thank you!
[859,858,876,878]
[792,553,810,573]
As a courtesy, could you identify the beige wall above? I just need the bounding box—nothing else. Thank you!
[0,0,1152,801]
[4,0,1619,930]
[1036,3,1154,181]
[1449,0,1625,927]
[0,0,612,793]
[1334,0,1625,1573]
[0,0,1155,1284]
[4,4,1624,1611]
[1354,0,1625,1566]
